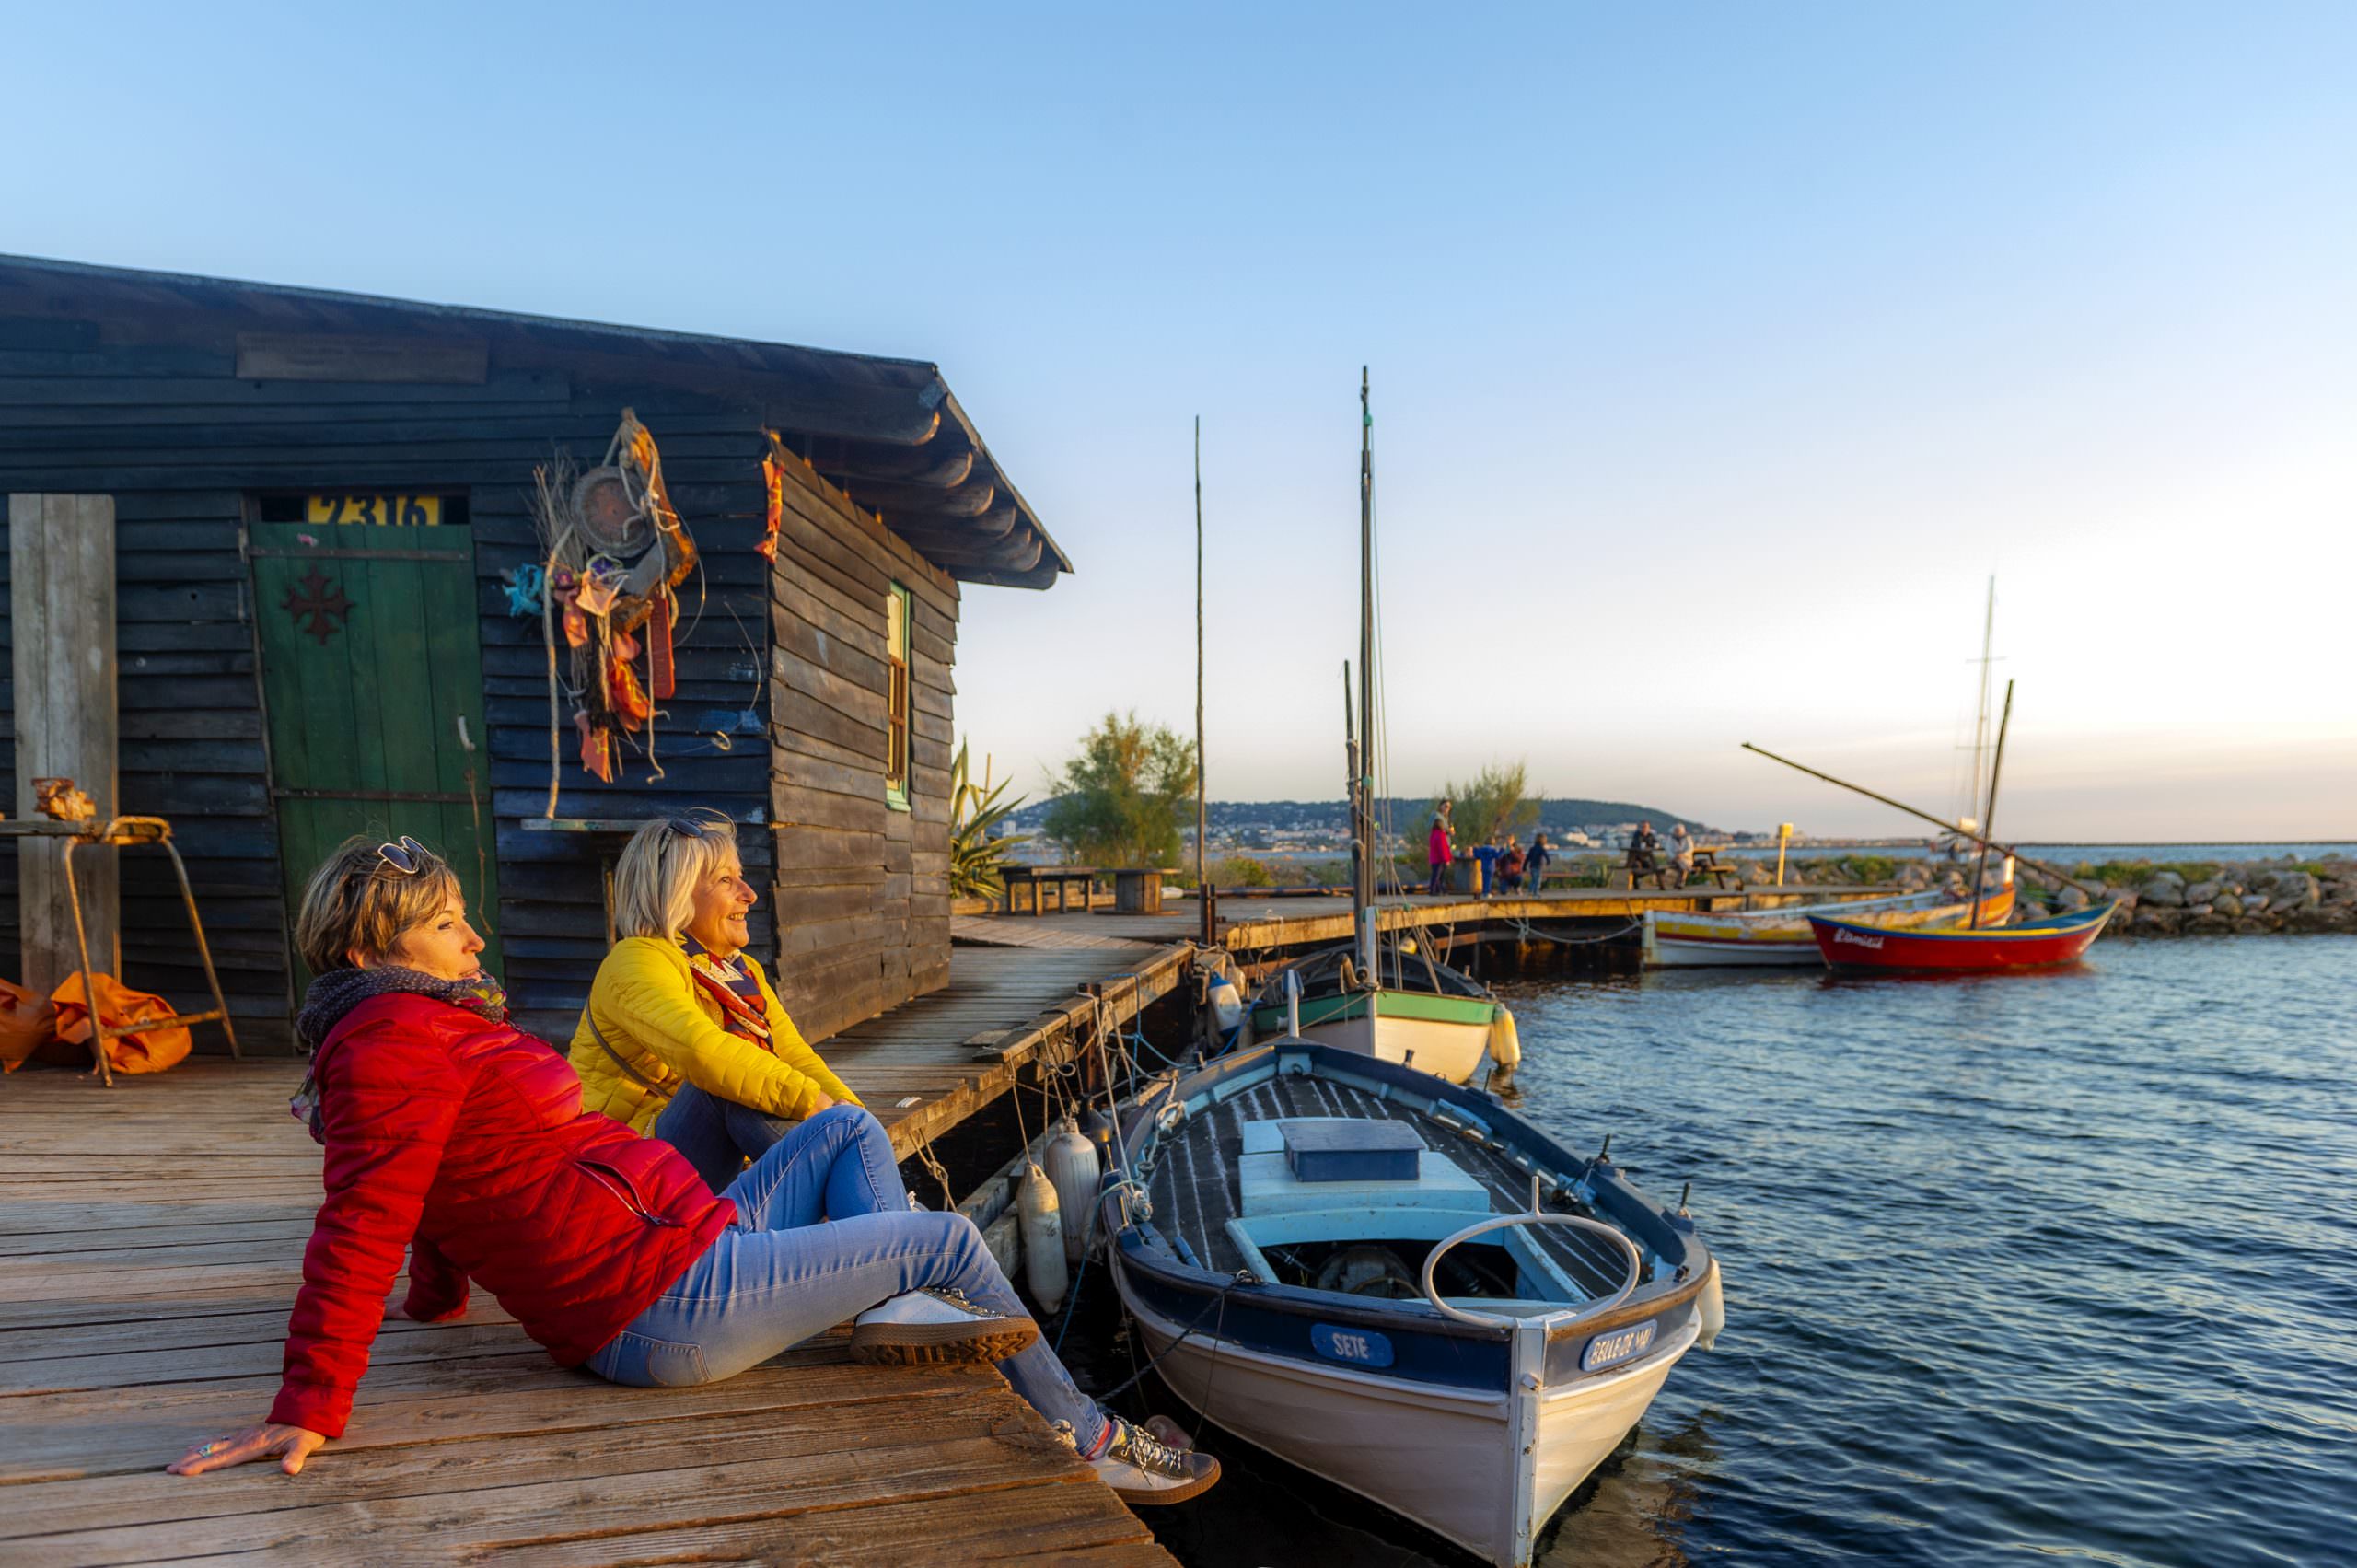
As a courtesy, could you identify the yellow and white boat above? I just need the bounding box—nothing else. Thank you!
[1642,865,2014,968]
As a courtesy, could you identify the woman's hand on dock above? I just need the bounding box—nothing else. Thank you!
[165,1423,326,1477]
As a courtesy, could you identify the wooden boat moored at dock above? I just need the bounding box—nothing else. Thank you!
[1642,875,2015,968]
[1809,900,2118,972]
[1103,1040,1722,1566]
[1248,943,1509,1084]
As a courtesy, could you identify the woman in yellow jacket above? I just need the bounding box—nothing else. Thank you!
[571,812,865,1191]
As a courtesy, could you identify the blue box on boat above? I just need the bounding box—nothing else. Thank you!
[1281,1120,1425,1183]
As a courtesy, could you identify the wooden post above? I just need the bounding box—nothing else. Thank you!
[8,494,119,998]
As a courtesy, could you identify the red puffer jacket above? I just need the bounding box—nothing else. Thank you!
[271,993,734,1437]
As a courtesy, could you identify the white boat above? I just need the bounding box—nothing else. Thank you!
[1248,943,1507,1084]
[1105,1040,1723,1565]
[1642,870,2014,968]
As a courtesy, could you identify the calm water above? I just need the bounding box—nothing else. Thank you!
[1125,935,2357,1567]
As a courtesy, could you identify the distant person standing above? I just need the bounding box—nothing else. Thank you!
[1669,824,1695,889]
[1500,837,1526,894]
[1426,801,1454,896]
[1526,831,1552,891]
[1472,837,1504,898]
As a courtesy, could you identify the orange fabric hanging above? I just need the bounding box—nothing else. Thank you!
[50,972,192,1075]
[607,656,652,729]
[757,449,784,563]
[0,979,59,1072]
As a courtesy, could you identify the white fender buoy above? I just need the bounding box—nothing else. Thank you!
[1042,1119,1102,1264]
[1697,1258,1727,1350]
[1488,1005,1522,1082]
[1019,1161,1068,1313]
[1208,975,1244,1045]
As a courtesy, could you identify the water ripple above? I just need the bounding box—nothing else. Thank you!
[1497,934,2357,1568]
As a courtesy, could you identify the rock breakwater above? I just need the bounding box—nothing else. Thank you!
[1738,854,2357,936]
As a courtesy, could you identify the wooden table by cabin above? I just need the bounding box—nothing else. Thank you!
[1111,867,1164,914]
[1000,865,1098,916]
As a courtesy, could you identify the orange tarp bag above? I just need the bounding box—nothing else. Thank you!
[0,979,60,1072]
[50,972,192,1076]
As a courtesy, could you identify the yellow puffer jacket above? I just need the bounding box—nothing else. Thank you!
[568,937,861,1133]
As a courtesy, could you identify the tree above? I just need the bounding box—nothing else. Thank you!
[1432,759,1539,847]
[1042,711,1198,867]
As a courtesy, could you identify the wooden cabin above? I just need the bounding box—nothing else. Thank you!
[0,255,1069,1052]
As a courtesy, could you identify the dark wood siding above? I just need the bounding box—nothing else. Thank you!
[767,448,958,1043]
[0,315,806,1051]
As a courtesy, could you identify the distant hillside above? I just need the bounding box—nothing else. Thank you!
[1007,796,1714,835]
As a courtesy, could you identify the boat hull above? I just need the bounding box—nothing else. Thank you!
[1809,901,2118,971]
[1643,885,2015,968]
[1248,989,1497,1084]
[1128,1285,1699,1566]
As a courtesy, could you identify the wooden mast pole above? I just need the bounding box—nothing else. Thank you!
[1194,416,1210,945]
[1355,369,1378,978]
[1968,679,2015,928]
[1968,576,1996,830]
[1740,740,2100,896]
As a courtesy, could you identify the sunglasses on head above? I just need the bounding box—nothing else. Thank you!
[377,836,431,875]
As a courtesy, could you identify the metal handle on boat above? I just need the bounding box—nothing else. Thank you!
[1419,1206,1643,1330]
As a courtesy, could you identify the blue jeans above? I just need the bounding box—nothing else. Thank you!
[586,1104,1108,1452]
[653,1082,800,1193]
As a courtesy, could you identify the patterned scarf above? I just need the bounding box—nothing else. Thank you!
[683,941,772,1052]
[290,967,511,1142]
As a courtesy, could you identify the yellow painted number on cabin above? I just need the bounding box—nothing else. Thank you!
[307,494,441,527]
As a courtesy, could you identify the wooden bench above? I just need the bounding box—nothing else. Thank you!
[1687,847,1744,889]
[1000,865,1098,915]
[1111,867,1164,914]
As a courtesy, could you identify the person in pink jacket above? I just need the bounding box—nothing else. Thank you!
[1426,800,1455,895]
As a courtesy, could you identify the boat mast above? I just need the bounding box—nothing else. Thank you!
[1968,679,2015,929]
[1195,416,1210,945]
[1966,575,1996,831]
[1355,368,1378,979]
[1343,661,1361,915]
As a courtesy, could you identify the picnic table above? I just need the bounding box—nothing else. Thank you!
[1000,865,1098,915]
[1617,843,1743,890]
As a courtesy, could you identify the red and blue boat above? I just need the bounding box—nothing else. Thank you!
[1807,900,2119,972]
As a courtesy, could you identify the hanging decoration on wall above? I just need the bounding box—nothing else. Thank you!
[757,440,786,563]
[528,409,700,807]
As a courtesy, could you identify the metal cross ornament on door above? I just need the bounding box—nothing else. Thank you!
[283,566,354,645]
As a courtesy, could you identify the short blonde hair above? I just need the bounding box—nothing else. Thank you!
[612,811,740,941]
[294,837,462,975]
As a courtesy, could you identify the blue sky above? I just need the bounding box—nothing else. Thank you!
[12,2,2352,835]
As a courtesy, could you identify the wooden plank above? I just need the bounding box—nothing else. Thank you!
[9,492,119,992]
[232,332,492,384]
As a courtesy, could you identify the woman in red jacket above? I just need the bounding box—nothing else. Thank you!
[167,836,1215,1505]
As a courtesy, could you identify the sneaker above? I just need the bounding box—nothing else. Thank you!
[1092,1415,1221,1505]
[849,1287,1039,1366]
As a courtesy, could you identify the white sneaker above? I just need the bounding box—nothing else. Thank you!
[1092,1416,1221,1505]
[849,1286,1039,1365]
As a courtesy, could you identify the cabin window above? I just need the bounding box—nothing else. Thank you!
[886,582,911,810]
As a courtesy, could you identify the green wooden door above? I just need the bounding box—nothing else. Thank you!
[250,520,502,986]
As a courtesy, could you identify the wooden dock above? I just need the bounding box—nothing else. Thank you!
[0,936,1192,1567]
[960,884,1899,966]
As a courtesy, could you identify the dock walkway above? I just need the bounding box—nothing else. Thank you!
[0,939,1190,1566]
[964,884,1897,962]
